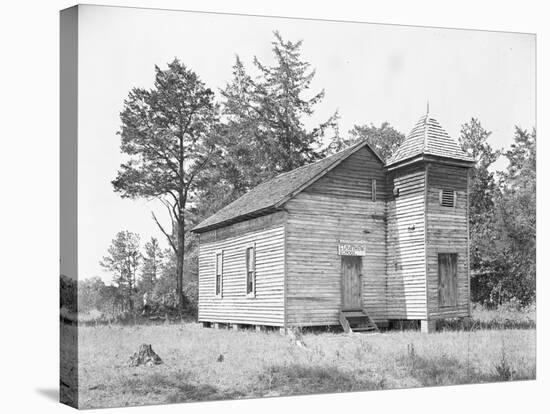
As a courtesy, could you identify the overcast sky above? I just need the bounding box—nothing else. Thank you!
[77,5,535,283]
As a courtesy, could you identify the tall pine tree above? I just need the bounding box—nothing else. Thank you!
[139,237,163,294]
[112,59,219,313]
[219,31,336,190]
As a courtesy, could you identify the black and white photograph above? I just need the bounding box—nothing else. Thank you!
[3,1,546,413]
[58,3,538,409]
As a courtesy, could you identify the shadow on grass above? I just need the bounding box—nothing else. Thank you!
[166,383,242,404]
[117,372,243,404]
[255,364,385,396]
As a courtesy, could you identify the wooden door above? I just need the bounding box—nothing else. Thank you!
[438,253,458,307]
[341,256,363,310]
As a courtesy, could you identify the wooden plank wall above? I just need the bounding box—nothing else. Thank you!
[426,164,470,318]
[199,211,285,243]
[386,164,427,319]
[285,147,387,326]
[197,212,286,326]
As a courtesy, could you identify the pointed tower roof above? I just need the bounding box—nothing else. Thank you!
[386,112,474,168]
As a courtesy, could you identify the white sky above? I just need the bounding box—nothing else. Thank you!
[77,5,535,283]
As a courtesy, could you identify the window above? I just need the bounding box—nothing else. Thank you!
[246,245,256,297]
[215,251,223,297]
[439,189,456,207]
[438,253,458,307]
[371,178,377,202]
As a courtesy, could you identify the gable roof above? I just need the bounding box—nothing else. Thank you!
[386,114,474,167]
[192,141,383,233]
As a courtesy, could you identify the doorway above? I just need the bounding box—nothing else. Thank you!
[341,256,363,310]
[438,253,458,307]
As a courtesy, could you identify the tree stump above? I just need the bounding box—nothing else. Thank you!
[128,344,163,367]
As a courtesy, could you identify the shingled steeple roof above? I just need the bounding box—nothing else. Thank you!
[386,110,474,168]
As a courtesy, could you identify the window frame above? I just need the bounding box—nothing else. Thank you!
[371,178,377,202]
[245,243,256,298]
[215,250,224,298]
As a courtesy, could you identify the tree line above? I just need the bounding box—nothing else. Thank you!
[75,234,198,321]
[71,31,535,321]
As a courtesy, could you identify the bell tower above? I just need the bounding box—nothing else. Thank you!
[385,110,475,332]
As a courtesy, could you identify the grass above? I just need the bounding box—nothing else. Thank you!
[77,310,536,409]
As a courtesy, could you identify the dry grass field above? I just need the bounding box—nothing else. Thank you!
[77,309,535,409]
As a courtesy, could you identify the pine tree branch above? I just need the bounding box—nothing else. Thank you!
[151,211,177,253]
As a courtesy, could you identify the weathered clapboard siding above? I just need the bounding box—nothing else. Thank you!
[199,211,285,243]
[198,214,286,326]
[386,164,427,319]
[426,164,470,318]
[307,146,387,200]
[285,147,387,326]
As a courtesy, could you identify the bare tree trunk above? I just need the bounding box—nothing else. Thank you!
[151,203,187,318]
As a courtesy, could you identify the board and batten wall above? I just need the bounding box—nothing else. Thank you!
[197,212,286,326]
[285,146,387,326]
[426,163,470,319]
[386,164,427,320]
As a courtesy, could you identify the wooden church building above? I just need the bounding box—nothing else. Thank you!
[192,111,475,333]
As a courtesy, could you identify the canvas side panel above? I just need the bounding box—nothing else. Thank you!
[198,221,285,326]
[285,147,387,326]
[60,5,79,409]
[426,164,470,318]
[386,165,427,319]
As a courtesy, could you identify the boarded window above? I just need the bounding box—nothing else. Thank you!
[371,178,377,202]
[438,253,458,307]
[439,189,456,207]
[246,245,256,296]
[215,252,223,297]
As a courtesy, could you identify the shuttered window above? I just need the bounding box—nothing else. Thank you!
[246,245,256,297]
[215,252,223,297]
[371,178,377,202]
[439,189,456,207]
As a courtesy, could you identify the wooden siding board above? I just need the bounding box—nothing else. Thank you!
[386,165,427,319]
[199,211,285,243]
[285,147,387,326]
[467,171,471,316]
[426,164,469,319]
[198,224,286,326]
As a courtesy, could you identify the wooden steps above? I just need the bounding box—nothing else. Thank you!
[339,309,379,334]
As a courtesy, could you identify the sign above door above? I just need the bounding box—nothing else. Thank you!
[337,240,367,256]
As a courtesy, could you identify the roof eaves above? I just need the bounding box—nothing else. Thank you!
[385,153,475,171]
[191,205,281,234]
